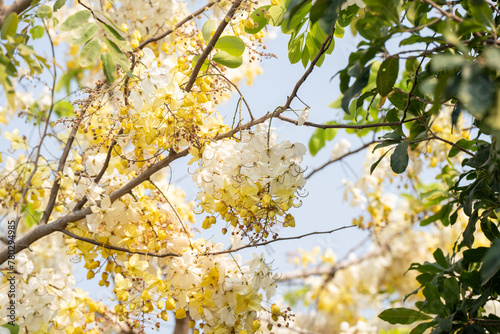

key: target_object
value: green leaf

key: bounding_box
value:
[1,323,19,334]
[202,20,216,42]
[100,22,131,51]
[433,248,448,268]
[301,43,310,68]
[458,64,494,119]
[390,140,409,174]
[53,0,66,12]
[288,33,305,64]
[1,13,18,39]
[22,202,41,228]
[54,100,74,118]
[192,55,210,72]
[464,324,486,334]
[484,47,500,71]
[376,57,399,97]
[215,36,246,57]
[480,219,500,242]
[342,65,371,113]
[378,308,432,325]
[213,51,243,68]
[469,0,494,29]
[244,6,271,34]
[481,238,500,284]
[55,68,81,93]
[438,314,455,332]
[411,321,437,334]
[338,4,359,27]
[79,37,102,67]
[36,5,52,18]
[308,122,338,155]
[282,0,311,33]
[431,54,466,71]
[269,1,287,26]
[442,277,460,308]
[101,52,117,83]
[422,283,447,316]
[29,26,45,39]
[370,150,390,174]
[448,139,474,158]
[70,22,98,46]
[60,10,91,32]
[103,37,130,72]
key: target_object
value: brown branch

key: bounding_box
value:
[305,141,379,179]
[0,0,32,27]
[212,35,335,141]
[485,0,500,14]
[184,0,243,92]
[15,21,58,232]
[73,134,122,212]
[34,25,64,226]
[410,136,476,157]
[39,226,354,262]
[138,0,222,50]
[277,114,428,129]
[173,314,192,334]
[61,230,180,257]
[0,34,337,265]
[280,35,333,113]
[38,126,80,225]
[422,0,463,22]
[401,43,428,122]
[0,149,189,265]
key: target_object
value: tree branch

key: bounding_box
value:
[0,0,33,28]
[0,148,189,265]
[184,0,243,92]
[305,141,379,179]
[56,226,355,259]
[277,114,428,129]
[138,0,222,50]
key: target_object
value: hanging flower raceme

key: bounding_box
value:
[191,123,306,241]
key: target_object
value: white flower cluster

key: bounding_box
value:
[159,252,278,332]
[192,123,306,238]
[0,234,122,333]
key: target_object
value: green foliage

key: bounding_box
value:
[212,51,243,68]
[1,323,20,334]
[378,308,432,325]
[286,0,500,331]
[214,36,245,57]
[244,6,271,34]
[308,122,338,156]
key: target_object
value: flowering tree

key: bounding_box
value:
[0,0,499,332]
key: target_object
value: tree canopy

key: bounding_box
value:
[0,0,500,332]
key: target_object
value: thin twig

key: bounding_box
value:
[422,0,463,22]
[137,0,222,50]
[149,179,194,249]
[410,136,476,157]
[276,115,428,129]
[0,148,189,265]
[59,226,354,259]
[21,22,58,228]
[214,69,254,120]
[184,0,243,92]
[306,141,379,179]
[73,135,121,212]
